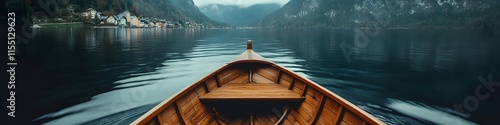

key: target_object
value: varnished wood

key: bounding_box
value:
[214,75,221,87]
[174,102,187,125]
[154,115,162,125]
[312,95,327,125]
[247,40,252,49]
[131,41,385,125]
[288,78,295,90]
[250,113,254,125]
[275,70,282,84]
[199,83,304,101]
[334,107,345,125]
[274,106,290,125]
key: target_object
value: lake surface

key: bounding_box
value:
[20,28,500,125]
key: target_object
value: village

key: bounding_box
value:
[81,8,205,28]
[34,6,207,28]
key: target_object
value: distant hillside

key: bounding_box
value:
[259,0,500,29]
[199,4,281,26]
[26,0,221,25]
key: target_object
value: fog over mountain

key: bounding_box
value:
[199,4,281,26]
[258,0,500,28]
[193,0,289,8]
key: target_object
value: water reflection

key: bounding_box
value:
[23,28,499,125]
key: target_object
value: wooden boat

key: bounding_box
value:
[132,41,385,125]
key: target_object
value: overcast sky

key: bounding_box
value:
[193,0,290,8]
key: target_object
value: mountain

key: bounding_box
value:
[27,0,220,25]
[199,4,281,26]
[259,0,500,28]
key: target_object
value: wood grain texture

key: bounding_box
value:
[199,83,304,101]
[133,43,385,125]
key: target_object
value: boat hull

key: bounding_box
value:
[132,41,385,125]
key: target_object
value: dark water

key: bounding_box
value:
[20,28,500,125]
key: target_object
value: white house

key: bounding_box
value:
[119,17,127,27]
[105,16,118,25]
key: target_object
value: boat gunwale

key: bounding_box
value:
[131,50,385,125]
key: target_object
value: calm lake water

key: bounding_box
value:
[20,28,499,125]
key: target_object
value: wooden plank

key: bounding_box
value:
[280,73,293,83]
[292,86,302,95]
[184,107,196,121]
[227,74,249,83]
[158,106,177,123]
[285,113,296,124]
[180,99,194,113]
[343,111,366,125]
[301,84,308,96]
[306,87,323,102]
[300,100,317,116]
[216,67,238,81]
[265,111,279,123]
[174,102,188,125]
[146,117,159,125]
[279,79,291,88]
[214,75,221,87]
[155,115,163,125]
[272,67,385,125]
[315,120,325,125]
[198,113,214,125]
[325,98,341,115]
[195,85,206,95]
[252,72,274,83]
[253,66,278,82]
[288,78,295,90]
[199,84,304,101]
[304,95,321,108]
[318,116,334,125]
[165,113,180,125]
[203,82,210,93]
[282,119,293,125]
[191,103,209,123]
[255,114,274,125]
[311,95,327,125]
[340,121,348,125]
[334,107,345,125]
[209,120,219,125]
[219,69,245,84]
[177,96,191,112]
[188,91,198,101]
[193,100,204,112]
[318,106,337,124]
[275,70,282,83]
[296,106,313,122]
[206,78,218,92]
[294,81,305,91]
[289,109,309,125]
[134,48,385,125]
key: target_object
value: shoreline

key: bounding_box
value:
[36,22,84,25]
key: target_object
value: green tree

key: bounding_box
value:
[94,13,99,25]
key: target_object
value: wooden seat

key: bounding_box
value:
[199,83,304,101]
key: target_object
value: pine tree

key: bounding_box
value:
[94,13,99,25]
